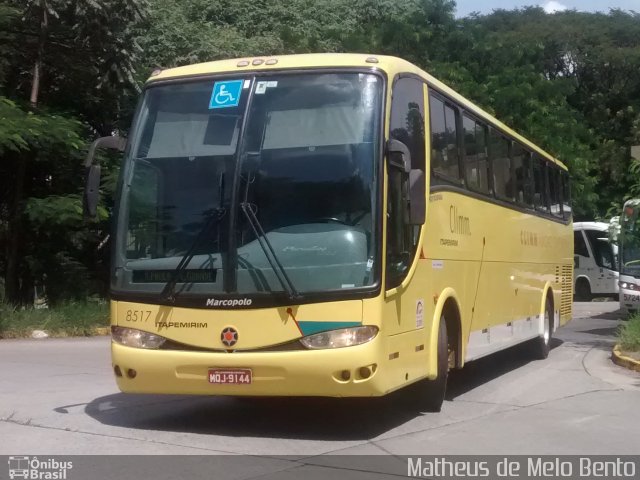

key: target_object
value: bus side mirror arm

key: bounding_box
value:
[83,136,126,218]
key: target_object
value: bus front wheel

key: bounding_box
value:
[530,295,553,360]
[407,316,448,413]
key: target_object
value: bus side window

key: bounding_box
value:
[463,115,489,194]
[574,230,589,257]
[511,143,532,207]
[489,128,511,200]
[386,77,425,289]
[561,171,572,220]
[549,166,562,218]
[430,94,461,184]
[533,155,549,212]
[475,121,490,193]
[584,229,616,270]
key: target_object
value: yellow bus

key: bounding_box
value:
[84,54,573,412]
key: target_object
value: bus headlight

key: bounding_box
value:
[112,326,167,349]
[300,326,378,349]
[620,281,636,290]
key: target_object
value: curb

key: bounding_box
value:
[612,344,640,373]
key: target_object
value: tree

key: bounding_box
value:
[0,0,146,304]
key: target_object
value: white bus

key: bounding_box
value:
[573,222,618,300]
[618,200,640,314]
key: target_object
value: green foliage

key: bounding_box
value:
[618,313,640,352]
[0,97,84,153]
[0,301,109,338]
[455,8,640,216]
[2,0,147,133]
[0,0,146,305]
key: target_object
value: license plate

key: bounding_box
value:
[208,368,252,385]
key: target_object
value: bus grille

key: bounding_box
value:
[556,264,573,318]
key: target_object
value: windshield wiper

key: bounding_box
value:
[160,209,225,302]
[240,201,300,301]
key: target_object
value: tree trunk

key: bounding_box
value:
[4,156,27,304]
[6,1,50,303]
[30,0,48,108]
[30,58,41,108]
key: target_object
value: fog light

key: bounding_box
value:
[359,366,371,379]
[114,365,122,377]
[341,370,351,381]
[127,369,137,379]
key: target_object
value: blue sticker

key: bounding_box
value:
[209,80,243,109]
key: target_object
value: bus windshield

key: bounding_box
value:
[620,200,640,277]
[113,72,382,300]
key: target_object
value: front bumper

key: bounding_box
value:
[111,336,389,397]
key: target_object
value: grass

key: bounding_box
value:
[0,300,109,338]
[618,312,640,352]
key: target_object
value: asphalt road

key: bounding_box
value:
[1,302,639,472]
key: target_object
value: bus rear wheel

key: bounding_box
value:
[407,316,448,413]
[530,296,553,360]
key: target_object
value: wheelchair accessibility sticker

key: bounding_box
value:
[209,80,243,109]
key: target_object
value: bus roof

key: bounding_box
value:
[148,53,567,170]
[573,221,610,231]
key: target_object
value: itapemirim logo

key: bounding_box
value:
[7,456,73,480]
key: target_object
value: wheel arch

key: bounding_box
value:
[574,275,591,290]
[429,288,463,377]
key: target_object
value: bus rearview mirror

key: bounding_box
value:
[387,139,411,173]
[83,165,101,218]
[83,135,126,219]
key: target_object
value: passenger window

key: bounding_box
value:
[475,122,489,193]
[511,144,532,206]
[489,128,511,200]
[549,167,562,218]
[561,171,572,220]
[574,231,589,257]
[387,77,425,289]
[463,115,489,193]
[533,155,549,212]
[430,95,460,182]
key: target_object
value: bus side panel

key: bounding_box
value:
[423,190,573,362]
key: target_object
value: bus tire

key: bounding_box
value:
[574,278,591,301]
[408,316,448,412]
[530,295,553,360]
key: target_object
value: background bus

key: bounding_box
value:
[618,199,640,314]
[573,221,619,301]
[84,54,573,412]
